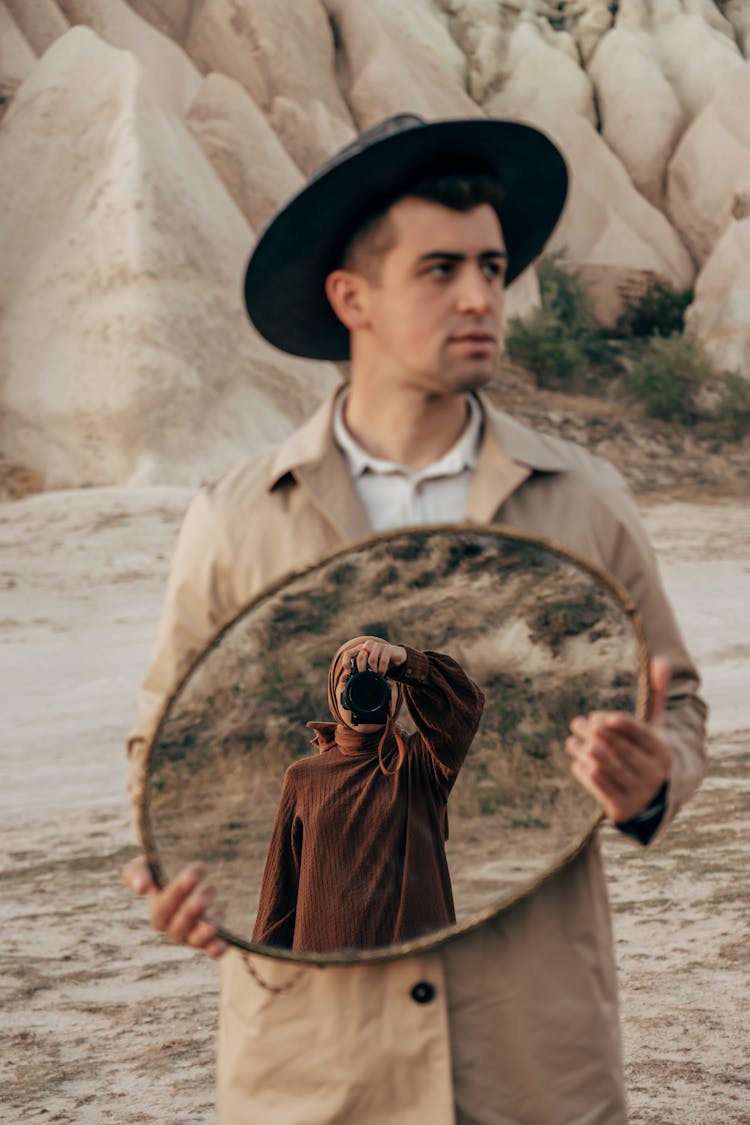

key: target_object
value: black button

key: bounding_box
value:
[410,981,436,1005]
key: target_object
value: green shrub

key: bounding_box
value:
[617,280,693,339]
[506,308,587,388]
[711,370,750,439]
[625,335,711,424]
[506,262,748,439]
[506,260,608,388]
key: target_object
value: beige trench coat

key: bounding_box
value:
[129,390,706,1125]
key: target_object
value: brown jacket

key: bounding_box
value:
[130,389,706,1125]
[252,647,485,951]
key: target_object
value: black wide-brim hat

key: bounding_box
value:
[244,114,568,361]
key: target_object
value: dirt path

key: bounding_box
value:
[1,487,748,1123]
[608,499,750,1125]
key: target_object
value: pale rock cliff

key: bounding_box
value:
[3,0,69,57]
[324,0,478,128]
[667,62,750,266]
[0,28,335,487]
[618,0,745,120]
[369,0,467,84]
[0,0,748,488]
[485,19,597,126]
[482,96,695,324]
[126,0,194,41]
[589,26,685,209]
[185,0,354,173]
[186,74,305,234]
[0,3,37,98]
[686,216,750,378]
[565,1,614,65]
[55,0,203,114]
[723,0,750,54]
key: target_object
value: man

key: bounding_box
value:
[124,115,706,1123]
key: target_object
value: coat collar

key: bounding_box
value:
[267,390,372,541]
[265,387,568,532]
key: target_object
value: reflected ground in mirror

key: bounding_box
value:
[140,526,647,961]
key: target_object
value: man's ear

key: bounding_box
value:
[325,269,370,332]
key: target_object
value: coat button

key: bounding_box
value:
[410,981,436,1004]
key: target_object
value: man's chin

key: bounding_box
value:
[446,363,496,394]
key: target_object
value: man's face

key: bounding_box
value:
[349,197,507,395]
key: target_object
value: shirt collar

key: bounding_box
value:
[332,389,483,480]
[265,387,570,493]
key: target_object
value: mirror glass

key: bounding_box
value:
[140,525,647,962]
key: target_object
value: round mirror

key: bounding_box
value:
[138,524,649,964]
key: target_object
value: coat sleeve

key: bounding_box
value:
[252,770,302,949]
[495,440,708,847]
[389,647,485,787]
[593,475,708,844]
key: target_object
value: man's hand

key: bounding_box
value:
[122,856,228,959]
[565,657,672,824]
[339,636,407,677]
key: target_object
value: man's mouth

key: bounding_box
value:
[449,332,497,349]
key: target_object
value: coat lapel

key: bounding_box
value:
[465,426,531,523]
[267,389,372,542]
[294,455,372,542]
[466,394,569,523]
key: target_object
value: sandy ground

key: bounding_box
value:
[1,486,748,1123]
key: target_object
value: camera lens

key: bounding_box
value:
[341,665,391,724]
[348,672,390,714]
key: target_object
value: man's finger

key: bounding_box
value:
[590,711,671,758]
[122,855,156,896]
[204,937,230,959]
[649,656,671,727]
[162,882,217,945]
[150,863,207,933]
[185,917,223,951]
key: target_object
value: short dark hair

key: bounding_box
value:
[339,172,506,282]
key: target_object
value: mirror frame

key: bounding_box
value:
[136,522,651,966]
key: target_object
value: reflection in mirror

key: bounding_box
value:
[140,526,648,963]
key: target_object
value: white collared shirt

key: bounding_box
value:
[332,391,482,532]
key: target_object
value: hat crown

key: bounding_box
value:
[314,114,426,182]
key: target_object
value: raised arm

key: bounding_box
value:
[338,637,485,779]
[390,647,485,777]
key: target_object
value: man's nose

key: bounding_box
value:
[455,268,499,314]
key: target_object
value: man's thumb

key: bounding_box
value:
[649,657,671,727]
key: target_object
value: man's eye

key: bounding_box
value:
[428,261,453,278]
[482,260,505,280]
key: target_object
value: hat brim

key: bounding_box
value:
[244,118,568,361]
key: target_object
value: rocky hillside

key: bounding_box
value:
[1,0,748,487]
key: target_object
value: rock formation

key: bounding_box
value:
[0,28,335,488]
[0,0,747,489]
[0,5,37,98]
[589,25,685,209]
[185,0,354,173]
[186,73,305,234]
[667,62,750,267]
[686,217,750,378]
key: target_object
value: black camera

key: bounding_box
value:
[340,659,392,725]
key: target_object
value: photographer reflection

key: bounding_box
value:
[252,635,484,952]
